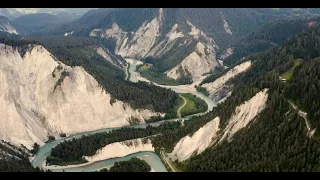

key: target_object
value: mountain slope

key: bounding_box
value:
[184,24,320,172]
[0,8,95,19]
[151,22,320,172]
[0,39,166,149]
[26,36,178,113]
[221,17,320,66]
[12,13,73,33]
[43,8,320,84]
[0,16,20,35]
[0,140,41,172]
[85,8,222,83]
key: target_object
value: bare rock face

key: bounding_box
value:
[89,9,221,83]
[168,117,220,162]
[166,42,219,81]
[201,61,252,101]
[84,138,154,162]
[169,89,268,162]
[0,43,160,149]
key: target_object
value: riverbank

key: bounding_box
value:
[32,58,216,172]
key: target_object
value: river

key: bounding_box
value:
[32,58,216,172]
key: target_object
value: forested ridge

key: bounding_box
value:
[223,17,320,66]
[169,24,320,171]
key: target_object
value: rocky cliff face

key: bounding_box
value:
[89,8,221,82]
[169,89,268,162]
[0,43,161,149]
[0,16,19,34]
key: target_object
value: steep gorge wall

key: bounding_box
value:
[0,43,160,149]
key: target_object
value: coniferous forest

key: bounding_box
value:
[47,122,181,165]
[97,158,151,172]
[153,23,320,172]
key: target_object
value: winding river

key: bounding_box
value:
[32,58,216,172]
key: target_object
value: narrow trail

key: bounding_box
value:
[288,100,315,137]
[161,148,177,172]
[177,95,187,120]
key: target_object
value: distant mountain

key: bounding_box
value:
[0,8,95,19]
[12,13,75,33]
[220,16,320,66]
[0,16,21,35]
[36,8,320,84]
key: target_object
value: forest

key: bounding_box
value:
[0,158,42,172]
[179,93,208,117]
[145,93,207,123]
[97,158,151,172]
[0,141,42,172]
[222,17,317,66]
[47,121,181,166]
[158,23,320,172]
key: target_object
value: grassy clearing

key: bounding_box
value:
[139,63,153,71]
[180,93,208,117]
[280,59,301,80]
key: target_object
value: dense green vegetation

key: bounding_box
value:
[145,93,207,122]
[0,38,40,57]
[0,37,39,47]
[137,65,191,85]
[182,94,320,172]
[152,85,260,152]
[0,141,42,172]
[47,127,157,165]
[31,143,40,154]
[170,24,320,172]
[151,23,320,172]
[0,158,42,172]
[145,97,185,123]
[105,158,151,172]
[48,121,181,165]
[12,13,69,33]
[195,86,209,96]
[25,36,178,113]
[164,95,185,118]
[180,94,208,117]
[137,66,179,85]
[223,17,318,66]
[280,59,301,79]
[0,31,22,40]
[284,59,320,135]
